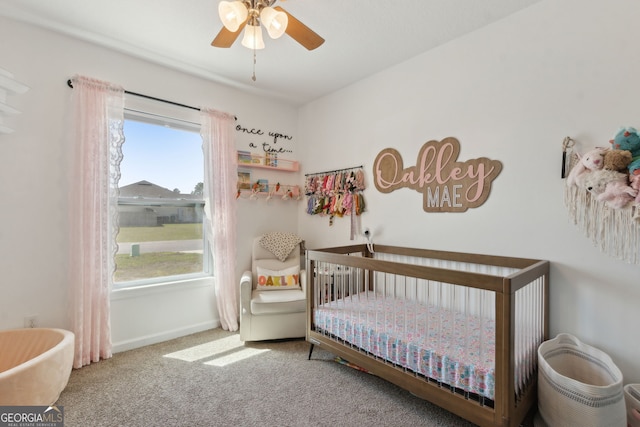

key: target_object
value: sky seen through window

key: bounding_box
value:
[120,120,203,195]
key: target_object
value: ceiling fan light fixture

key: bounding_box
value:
[260,6,288,39]
[211,0,325,52]
[218,0,248,32]
[241,22,265,50]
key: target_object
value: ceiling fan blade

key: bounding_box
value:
[274,6,324,51]
[211,21,247,48]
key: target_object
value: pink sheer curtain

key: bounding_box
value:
[201,108,238,331]
[68,75,124,368]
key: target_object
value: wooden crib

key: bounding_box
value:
[306,244,549,427]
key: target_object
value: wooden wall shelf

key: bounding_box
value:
[237,184,302,201]
[237,151,299,172]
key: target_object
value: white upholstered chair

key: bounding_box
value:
[239,233,306,341]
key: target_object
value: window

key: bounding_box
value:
[114,112,208,288]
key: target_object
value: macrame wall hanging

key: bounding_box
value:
[304,166,366,240]
[562,130,640,265]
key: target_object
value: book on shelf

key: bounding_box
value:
[265,153,278,167]
[237,170,251,190]
[256,179,269,192]
[238,150,252,164]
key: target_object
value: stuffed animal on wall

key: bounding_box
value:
[628,158,640,178]
[583,169,638,209]
[632,172,640,221]
[603,149,633,172]
[609,127,640,158]
[631,168,640,187]
[566,147,607,187]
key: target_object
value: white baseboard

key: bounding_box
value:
[112,320,221,353]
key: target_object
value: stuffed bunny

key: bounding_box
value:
[566,147,607,188]
[583,169,638,209]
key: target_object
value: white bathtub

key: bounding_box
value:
[0,328,74,405]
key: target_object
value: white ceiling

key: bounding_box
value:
[0,0,542,106]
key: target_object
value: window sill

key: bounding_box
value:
[111,276,214,300]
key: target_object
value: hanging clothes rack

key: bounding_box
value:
[305,165,363,177]
[304,165,367,239]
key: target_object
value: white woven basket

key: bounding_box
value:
[626,384,640,427]
[536,333,626,427]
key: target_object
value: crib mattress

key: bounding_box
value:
[314,294,496,400]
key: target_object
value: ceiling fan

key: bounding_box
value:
[211,0,325,51]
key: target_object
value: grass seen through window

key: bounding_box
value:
[115,223,203,282]
[117,223,202,242]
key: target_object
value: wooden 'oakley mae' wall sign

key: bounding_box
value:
[373,137,502,213]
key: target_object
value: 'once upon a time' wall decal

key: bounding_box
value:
[373,137,502,213]
[236,124,294,154]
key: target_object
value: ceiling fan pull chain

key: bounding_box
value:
[252,48,257,81]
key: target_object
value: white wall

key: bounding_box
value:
[298,0,640,382]
[0,17,301,350]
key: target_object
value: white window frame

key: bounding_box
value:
[112,106,211,290]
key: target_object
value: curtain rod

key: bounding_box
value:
[66,79,237,120]
[305,165,363,177]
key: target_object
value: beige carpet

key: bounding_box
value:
[57,328,481,426]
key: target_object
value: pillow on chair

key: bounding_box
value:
[259,232,302,262]
[256,265,301,290]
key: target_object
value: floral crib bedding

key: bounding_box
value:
[313,294,496,401]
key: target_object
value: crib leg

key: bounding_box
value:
[308,343,315,360]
